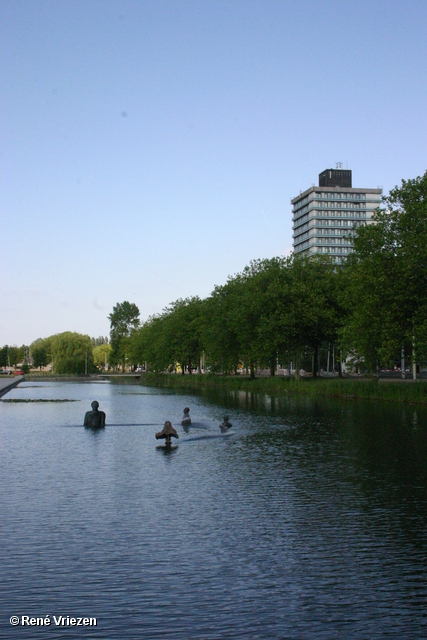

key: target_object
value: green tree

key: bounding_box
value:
[130,313,171,372]
[93,343,112,370]
[50,332,94,374]
[215,255,341,378]
[203,283,241,373]
[109,301,140,371]
[248,257,293,375]
[0,346,8,369]
[286,255,342,376]
[225,264,265,377]
[8,346,20,369]
[163,297,204,374]
[129,298,205,374]
[31,340,49,370]
[344,171,427,372]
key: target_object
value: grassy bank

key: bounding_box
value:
[139,372,427,404]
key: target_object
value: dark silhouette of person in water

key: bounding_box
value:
[219,415,232,433]
[84,401,106,428]
[181,407,191,426]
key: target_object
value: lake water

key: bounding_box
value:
[1,380,426,639]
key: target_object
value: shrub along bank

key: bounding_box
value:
[139,373,427,405]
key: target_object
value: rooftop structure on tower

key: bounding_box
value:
[291,165,382,265]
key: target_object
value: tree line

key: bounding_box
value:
[3,172,425,377]
[0,344,30,371]
[1,334,112,374]
[122,172,427,377]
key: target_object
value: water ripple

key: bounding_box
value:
[0,381,426,638]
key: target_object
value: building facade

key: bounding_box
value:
[292,168,382,264]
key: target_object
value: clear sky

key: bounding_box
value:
[1,0,426,346]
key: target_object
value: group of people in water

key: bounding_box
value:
[83,402,232,444]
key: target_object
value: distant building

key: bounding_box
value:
[292,168,382,264]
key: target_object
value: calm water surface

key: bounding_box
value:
[1,380,426,639]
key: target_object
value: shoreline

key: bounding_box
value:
[23,373,140,382]
[137,372,427,405]
[14,372,427,404]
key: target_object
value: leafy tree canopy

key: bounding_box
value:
[31,333,94,374]
[345,171,427,366]
[0,346,8,368]
[32,343,49,370]
[109,301,140,369]
[93,343,112,369]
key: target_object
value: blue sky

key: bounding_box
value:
[1,0,426,346]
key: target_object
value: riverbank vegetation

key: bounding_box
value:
[139,372,427,404]
[126,173,427,381]
[6,172,426,386]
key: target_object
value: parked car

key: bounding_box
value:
[14,370,24,375]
